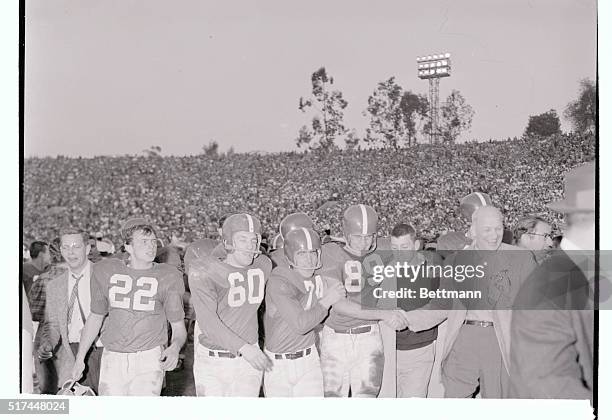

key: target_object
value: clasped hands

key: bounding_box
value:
[381,309,414,331]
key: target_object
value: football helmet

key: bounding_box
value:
[343,204,378,254]
[279,212,314,239]
[57,380,96,396]
[270,233,284,251]
[222,213,262,256]
[459,192,493,220]
[284,227,322,270]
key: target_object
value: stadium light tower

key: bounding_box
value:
[417,53,451,144]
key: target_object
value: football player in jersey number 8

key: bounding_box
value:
[318,204,409,398]
[71,218,186,396]
[188,213,273,397]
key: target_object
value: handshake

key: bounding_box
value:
[380,309,414,331]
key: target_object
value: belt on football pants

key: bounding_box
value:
[332,325,372,334]
[463,320,494,327]
[208,349,240,358]
[272,347,312,360]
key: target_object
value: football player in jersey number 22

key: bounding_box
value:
[70,218,186,396]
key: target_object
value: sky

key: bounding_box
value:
[24,0,597,157]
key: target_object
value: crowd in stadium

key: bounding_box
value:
[23,132,595,250]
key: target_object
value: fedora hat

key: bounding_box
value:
[548,161,595,213]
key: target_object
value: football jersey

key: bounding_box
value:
[264,266,329,353]
[319,242,390,330]
[269,249,289,268]
[188,254,272,352]
[90,258,185,353]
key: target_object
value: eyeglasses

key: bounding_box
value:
[530,232,552,240]
[60,244,85,252]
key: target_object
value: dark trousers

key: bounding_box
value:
[69,343,103,395]
[33,323,58,394]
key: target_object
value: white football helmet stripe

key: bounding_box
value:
[245,214,254,232]
[474,192,488,206]
[359,204,368,235]
[301,227,313,250]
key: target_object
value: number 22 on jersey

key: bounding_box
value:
[227,268,265,307]
[109,274,158,311]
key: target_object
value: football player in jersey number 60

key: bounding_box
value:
[71,218,186,396]
[263,227,346,397]
[188,213,272,397]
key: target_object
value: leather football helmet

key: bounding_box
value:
[222,213,262,256]
[279,212,314,240]
[459,192,493,220]
[284,227,322,270]
[57,380,96,396]
[270,233,284,251]
[342,204,378,254]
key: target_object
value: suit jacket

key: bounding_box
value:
[43,262,102,386]
[406,243,537,374]
[508,251,594,400]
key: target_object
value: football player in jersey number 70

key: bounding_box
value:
[263,227,346,397]
[71,218,186,396]
[188,213,272,397]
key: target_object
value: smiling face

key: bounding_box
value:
[126,230,158,266]
[228,231,259,267]
[471,207,504,251]
[347,234,374,254]
[60,233,90,271]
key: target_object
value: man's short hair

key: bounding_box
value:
[391,223,417,240]
[513,216,547,244]
[121,218,156,244]
[58,227,89,245]
[29,241,48,259]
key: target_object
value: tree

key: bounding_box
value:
[564,78,596,134]
[439,90,475,144]
[297,67,348,151]
[400,90,429,146]
[203,140,219,157]
[344,129,361,150]
[143,145,162,157]
[295,125,314,149]
[524,109,561,138]
[364,78,428,148]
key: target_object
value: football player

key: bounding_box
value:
[71,218,186,396]
[319,204,408,397]
[183,214,229,274]
[263,227,345,397]
[188,213,272,397]
[269,233,284,252]
[269,212,315,267]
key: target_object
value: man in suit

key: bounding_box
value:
[404,206,537,398]
[38,227,103,394]
[509,162,595,401]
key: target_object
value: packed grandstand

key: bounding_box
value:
[23,132,595,248]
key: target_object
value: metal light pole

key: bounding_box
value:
[417,53,452,144]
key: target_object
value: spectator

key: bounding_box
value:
[513,216,553,264]
[22,241,50,298]
[510,162,595,401]
[23,133,595,248]
[390,223,443,398]
[38,227,103,394]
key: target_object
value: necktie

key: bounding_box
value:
[67,273,83,326]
